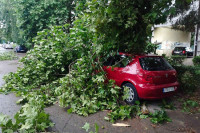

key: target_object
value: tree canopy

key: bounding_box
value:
[170,0,199,31]
[0,0,21,43]
[0,0,84,46]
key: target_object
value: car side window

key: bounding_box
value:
[103,56,114,66]
[104,55,131,68]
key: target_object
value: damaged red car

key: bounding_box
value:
[103,53,179,104]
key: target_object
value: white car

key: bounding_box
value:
[4,44,13,49]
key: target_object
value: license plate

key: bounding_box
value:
[163,87,175,93]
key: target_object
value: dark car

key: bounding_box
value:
[15,45,27,53]
[103,53,179,104]
[172,47,193,57]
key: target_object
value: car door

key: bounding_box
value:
[103,55,126,86]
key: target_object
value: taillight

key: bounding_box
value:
[137,70,154,84]
[183,51,186,54]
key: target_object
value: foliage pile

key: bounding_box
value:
[182,100,199,113]
[0,52,18,61]
[2,25,74,91]
[0,0,190,132]
[150,110,171,124]
[0,94,54,132]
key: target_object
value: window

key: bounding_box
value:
[104,55,132,67]
[103,56,114,66]
[139,57,173,71]
[174,47,186,51]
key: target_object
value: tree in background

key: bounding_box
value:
[84,0,175,53]
[0,0,21,44]
[170,0,199,31]
[0,0,85,46]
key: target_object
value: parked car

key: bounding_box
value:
[103,53,179,104]
[15,45,27,53]
[172,46,193,57]
[185,47,193,57]
[4,44,13,49]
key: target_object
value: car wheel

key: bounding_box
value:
[122,83,139,105]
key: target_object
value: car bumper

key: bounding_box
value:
[16,49,26,52]
[136,82,179,99]
[187,52,193,56]
[172,53,186,56]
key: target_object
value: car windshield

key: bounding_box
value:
[139,57,174,71]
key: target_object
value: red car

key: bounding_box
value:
[103,53,179,104]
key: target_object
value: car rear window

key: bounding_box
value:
[139,57,174,71]
[174,47,186,51]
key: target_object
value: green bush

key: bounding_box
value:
[164,55,186,66]
[145,42,158,54]
[173,65,200,92]
[193,56,200,66]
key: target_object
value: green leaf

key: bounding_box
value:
[82,122,90,132]
[95,123,99,133]
[104,117,110,121]
[67,108,73,114]
[139,115,148,119]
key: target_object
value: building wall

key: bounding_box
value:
[152,27,191,56]
[153,27,191,43]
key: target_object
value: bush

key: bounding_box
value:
[145,42,158,54]
[164,55,186,66]
[193,56,200,66]
[173,65,200,92]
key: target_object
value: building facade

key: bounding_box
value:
[151,26,191,56]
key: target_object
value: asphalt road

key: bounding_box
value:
[0,60,22,133]
[0,48,25,133]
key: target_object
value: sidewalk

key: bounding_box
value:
[182,57,194,66]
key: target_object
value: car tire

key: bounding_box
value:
[122,83,139,105]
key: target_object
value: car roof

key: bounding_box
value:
[119,52,162,58]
